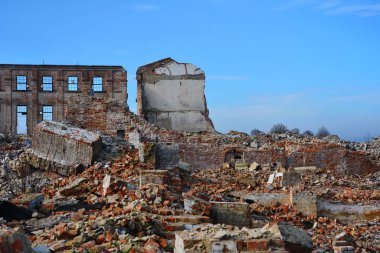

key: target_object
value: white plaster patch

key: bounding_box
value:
[156,111,212,132]
[144,80,206,111]
[185,63,204,75]
[155,62,204,76]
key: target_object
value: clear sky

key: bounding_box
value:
[1,0,379,141]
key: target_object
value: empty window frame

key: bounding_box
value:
[17,105,27,134]
[16,76,27,91]
[92,77,103,92]
[42,105,53,121]
[42,76,53,91]
[68,76,78,91]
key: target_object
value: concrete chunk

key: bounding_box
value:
[28,121,102,176]
[268,224,313,253]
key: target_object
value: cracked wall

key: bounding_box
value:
[136,58,214,133]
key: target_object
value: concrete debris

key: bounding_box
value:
[0,132,379,253]
[28,121,102,176]
[268,223,313,253]
[174,223,298,252]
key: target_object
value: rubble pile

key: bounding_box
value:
[188,161,380,251]
[1,125,380,252]
[190,165,380,205]
[15,150,186,252]
[0,135,50,201]
[28,121,103,176]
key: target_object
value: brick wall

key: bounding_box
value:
[0,64,127,135]
[65,94,130,136]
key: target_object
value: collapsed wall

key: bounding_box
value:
[62,93,380,175]
[28,121,102,176]
[136,58,214,133]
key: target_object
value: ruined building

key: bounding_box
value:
[136,58,214,133]
[0,64,127,135]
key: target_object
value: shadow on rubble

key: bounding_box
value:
[54,196,105,212]
[0,201,32,221]
[98,135,133,162]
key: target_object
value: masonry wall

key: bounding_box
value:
[0,64,127,135]
[137,58,214,133]
[153,140,379,175]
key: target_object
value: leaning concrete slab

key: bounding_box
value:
[28,121,102,176]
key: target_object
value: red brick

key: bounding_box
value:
[236,240,244,251]
[270,239,286,248]
[11,240,23,252]
[81,240,96,249]
[144,238,160,249]
[246,239,268,251]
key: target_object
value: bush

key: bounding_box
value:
[303,130,314,136]
[290,128,300,135]
[250,129,264,136]
[316,126,330,138]
[270,123,288,134]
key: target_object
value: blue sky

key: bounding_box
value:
[1,0,379,141]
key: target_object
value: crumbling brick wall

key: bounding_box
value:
[65,94,131,136]
[124,112,379,175]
